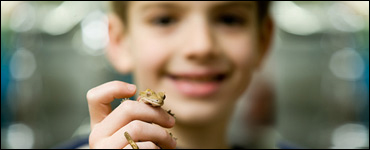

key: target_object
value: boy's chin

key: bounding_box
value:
[170,102,233,127]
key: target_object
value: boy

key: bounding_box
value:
[87,1,273,149]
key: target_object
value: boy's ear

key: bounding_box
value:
[256,15,274,70]
[106,13,133,74]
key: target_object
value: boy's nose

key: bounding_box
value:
[183,15,218,62]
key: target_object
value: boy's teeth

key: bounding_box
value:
[171,75,224,82]
[181,78,211,82]
[188,77,212,81]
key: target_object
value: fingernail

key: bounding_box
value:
[169,115,176,125]
[127,84,136,92]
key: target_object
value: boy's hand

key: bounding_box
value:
[86,81,177,149]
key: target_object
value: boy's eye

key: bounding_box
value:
[152,16,176,26]
[216,14,246,26]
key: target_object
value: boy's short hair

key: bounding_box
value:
[111,1,271,26]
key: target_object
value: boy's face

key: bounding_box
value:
[109,1,272,125]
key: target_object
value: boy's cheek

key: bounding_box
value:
[220,35,258,70]
[132,32,170,61]
[131,37,169,88]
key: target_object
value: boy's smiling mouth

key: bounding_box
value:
[169,74,226,82]
[166,70,230,98]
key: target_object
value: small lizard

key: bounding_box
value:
[138,89,176,139]
[138,89,166,107]
[122,89,177,149]
[123,89,177,149]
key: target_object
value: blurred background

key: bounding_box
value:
[1,1,369,149]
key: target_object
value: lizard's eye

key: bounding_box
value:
[162,95,166,100]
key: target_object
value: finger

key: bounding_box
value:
[87,81,136,129]
[108,120,177,149]
[95,100,175,136]
[123,141,160,149]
